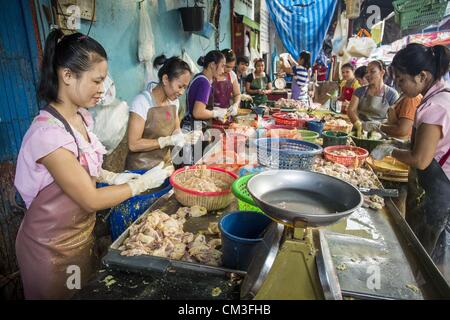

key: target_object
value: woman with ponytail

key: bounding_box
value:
[371,44,450,281]
[126,54,192,170]
[210,49,241,118]
[181,50,227,131]
[14,30,172,299]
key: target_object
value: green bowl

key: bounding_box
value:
[349,132,386,153]
[297,130,320,142]
[322,130,348,147]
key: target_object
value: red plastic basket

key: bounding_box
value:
[323,145,369,167]
[169,166,238,210]
[272,112,301,127]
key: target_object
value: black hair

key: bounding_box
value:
[341,63,354,71]
[354,66,367,79]
[369,59,386,72]
[221,49,236,63]
[153,54,192,82]
[391,43,450,80]
[299,51,311,69]
[38,29,107,103]
[254,58,265,67]
[369,60,388,81]
[197,50,225,68]
[237,56,250,66]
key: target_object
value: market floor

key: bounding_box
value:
[72,267,241,300]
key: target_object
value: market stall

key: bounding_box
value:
[75,104,450,300]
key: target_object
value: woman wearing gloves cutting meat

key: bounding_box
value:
[371,44,450,281]
[210,49,241,118]
[348,60,399,137]
[181,50,227,131]
[126,55,192,170]
[14,30,172,299]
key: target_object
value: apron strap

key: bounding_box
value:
[439,148,450,166]
[42,105,82,160]
[142,82,158,107]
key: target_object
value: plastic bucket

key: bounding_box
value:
[219,211,272,271]
[307,120,325,135]
[322,130,348,147]
[179,6,204,32]
[97,170,172,241]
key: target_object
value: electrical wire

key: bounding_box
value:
[86,0,96,36]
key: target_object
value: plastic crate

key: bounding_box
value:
[393,0,449,30]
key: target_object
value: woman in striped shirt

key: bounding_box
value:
[281,51,312,104]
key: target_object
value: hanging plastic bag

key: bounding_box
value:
[89,99,130,155]
[182,51,200,75]
[332,12,349,55]
[346,29,377,58]
[138,2,155,83]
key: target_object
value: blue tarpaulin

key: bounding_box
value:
[266,0,338,63]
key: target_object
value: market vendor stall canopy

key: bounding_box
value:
[266,0,338,63]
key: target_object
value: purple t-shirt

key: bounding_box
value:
[187,74,212,116]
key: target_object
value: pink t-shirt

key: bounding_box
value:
[414,80,450,179]
[15,108,107,208]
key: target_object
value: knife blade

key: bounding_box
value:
[359,188,399,198]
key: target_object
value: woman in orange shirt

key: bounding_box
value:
[379,94,422,139]
[364,94,422,139]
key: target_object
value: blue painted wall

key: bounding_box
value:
[0,0,41,161]
[77,0,231,103]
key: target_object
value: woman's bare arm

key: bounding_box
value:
[127,112,161,152]
[192,101,214,120]
[392,123,442,170]
[381,118,413,138]
[347,95,360,124]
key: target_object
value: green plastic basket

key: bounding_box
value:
[231,174,264,213]
[393,0,449,30]
[297,130,320,143]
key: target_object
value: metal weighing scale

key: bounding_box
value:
[241,170,364,300]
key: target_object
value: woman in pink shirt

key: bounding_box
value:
[14,29,172,299]
[371,44,450,281]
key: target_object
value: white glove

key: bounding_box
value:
[371,144,395,160]
[158,133,185,149]
[230,103,239,116]
[126,162,173,196]
[362,121,381,132]
[212,107,228,121]
[98,169,140,185]
[184,131,203,145]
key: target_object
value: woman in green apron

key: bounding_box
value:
[371,44,450,282]
[126,55,192,170]
[245,58,272,106]
[348,60,399,137]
